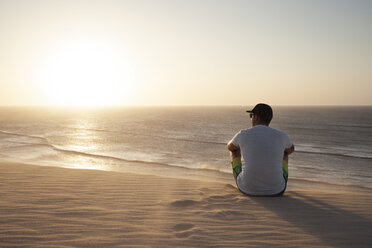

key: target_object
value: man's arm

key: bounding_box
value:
[227,141,239,152]
[227,141,241,159]
[284,144,295,155]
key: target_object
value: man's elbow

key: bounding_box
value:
[227,142,238,152]
[227,142,233,151]
[285,144,295,155]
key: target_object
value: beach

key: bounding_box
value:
[1,0,372,246]
[1,161,371,247]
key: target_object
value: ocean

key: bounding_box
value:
[0,106,371,188]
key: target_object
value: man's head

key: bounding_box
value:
[246,103,273,126]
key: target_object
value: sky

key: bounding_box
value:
[0,0,371,106]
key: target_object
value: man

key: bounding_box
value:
[227,103,294,196]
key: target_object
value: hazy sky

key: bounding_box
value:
[0,0,371,106]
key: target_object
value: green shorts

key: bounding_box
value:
[231,157,242,181]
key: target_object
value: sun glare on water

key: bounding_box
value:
[38,38,136,106]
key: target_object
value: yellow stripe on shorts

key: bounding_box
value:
[282,160,288,182]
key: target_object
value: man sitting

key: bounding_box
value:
[227,103,294,196]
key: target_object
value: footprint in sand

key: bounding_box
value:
[173,223,195,238]
[170,199,199,208]
[174,223,194,231]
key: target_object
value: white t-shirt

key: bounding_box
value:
[230,125,293,195]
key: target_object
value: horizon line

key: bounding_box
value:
[0,104,371,108]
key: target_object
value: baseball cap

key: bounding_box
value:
[246,103,273,123]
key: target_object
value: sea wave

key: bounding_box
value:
[54,125,227,146]
[1,129,372,161]
[53,125,372,159]
[0,130,48,144]
[0,130,229,176]
[294,144,372,160]
[295,150,372,159]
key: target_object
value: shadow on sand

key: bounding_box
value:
[252,191,372,248]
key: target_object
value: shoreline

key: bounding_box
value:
[3,159,372,191]
[1,161,372,247]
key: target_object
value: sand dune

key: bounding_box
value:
[1,161,371,247]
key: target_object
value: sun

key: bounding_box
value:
[38,38,136,106]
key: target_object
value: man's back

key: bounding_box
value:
[230,125,292,195]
